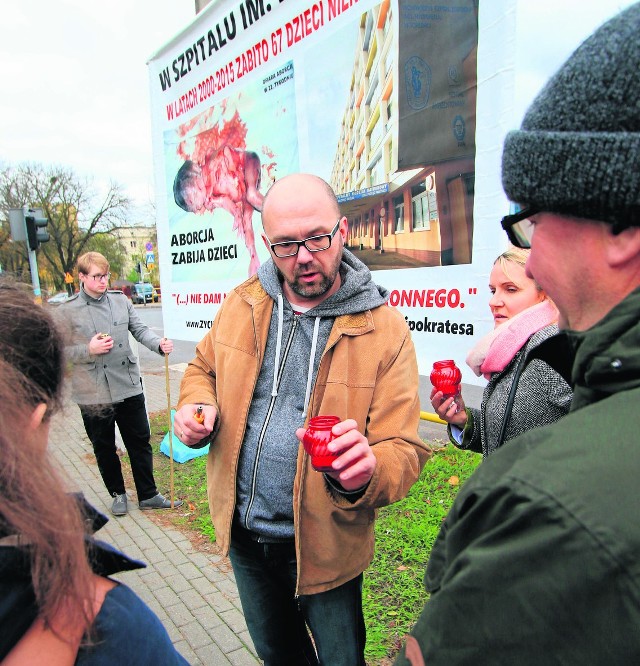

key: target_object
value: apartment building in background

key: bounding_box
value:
[330,2,478,269]
[112,225,156,276]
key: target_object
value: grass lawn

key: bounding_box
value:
[146,411,481,665]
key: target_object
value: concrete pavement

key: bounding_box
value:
[49,367,259,666]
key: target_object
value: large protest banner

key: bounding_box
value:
[148,0,517,389]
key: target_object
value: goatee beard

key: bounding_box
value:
[290,275,333,298]
[274,266,335,300]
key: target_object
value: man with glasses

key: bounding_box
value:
[174,173,431,665]
[59,252,183,516]
[395,4,640,664]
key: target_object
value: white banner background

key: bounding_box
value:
[147,0,633,391]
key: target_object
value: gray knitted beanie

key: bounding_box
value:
[502,2,640,229]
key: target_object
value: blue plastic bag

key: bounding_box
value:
[159,409,209,463]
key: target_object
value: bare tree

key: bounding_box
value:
[85,232,128,278]
[0,163,132,291]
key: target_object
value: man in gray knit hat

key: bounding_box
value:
[395,3,640,664]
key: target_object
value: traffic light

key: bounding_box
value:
[25,208,49,251]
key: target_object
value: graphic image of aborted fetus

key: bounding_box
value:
[174,145,264,276]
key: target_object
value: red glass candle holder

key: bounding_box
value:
[302,415,340,472]
[430,360,462,398]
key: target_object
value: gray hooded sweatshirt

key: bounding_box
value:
[234,249,388,541]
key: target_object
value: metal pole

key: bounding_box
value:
[28,248,43,304]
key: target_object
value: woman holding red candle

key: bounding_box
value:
[431,248,572,457]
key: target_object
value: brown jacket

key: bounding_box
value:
[178,275,431,594]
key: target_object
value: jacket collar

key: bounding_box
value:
[523,332,574,386]
[527,287,640,410]
[80,283,106,303]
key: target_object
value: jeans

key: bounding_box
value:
[229,524,366,666]
[80,392,157,501]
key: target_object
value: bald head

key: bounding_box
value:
[262,174,339,236]
[259,173,347,307]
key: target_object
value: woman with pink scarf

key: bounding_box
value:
[431,248,572,458]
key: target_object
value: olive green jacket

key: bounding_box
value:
[396,287,640,665]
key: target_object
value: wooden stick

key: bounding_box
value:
[164,347,175,508]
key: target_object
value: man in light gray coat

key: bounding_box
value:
[60,251,183,516]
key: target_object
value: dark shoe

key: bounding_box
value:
[111,493,128,516]
[139,493,183,510]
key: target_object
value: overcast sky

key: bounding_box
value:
[513,0,634,123]
[0,0,195,221]
[0,0,633,223]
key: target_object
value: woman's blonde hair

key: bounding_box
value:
[494,247,543,292]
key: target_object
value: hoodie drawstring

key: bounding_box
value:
[302,316,321,419]
[271,293,284,397]
[270,293,321,419]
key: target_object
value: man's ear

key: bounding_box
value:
[29,403,48,431]
[338,216,348,241]
[261,233,271,252]
[606,225,640,268]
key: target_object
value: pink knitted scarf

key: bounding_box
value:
[466,300,558,380]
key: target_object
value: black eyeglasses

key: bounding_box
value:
[87,272,111,281]
[267,219,341,258]
[500,207,539,249]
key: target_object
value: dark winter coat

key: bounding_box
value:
[395,286,640,665]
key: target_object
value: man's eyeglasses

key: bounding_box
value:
[500,207,538,249]
[87,273,111,282]
[267,220,341,258]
